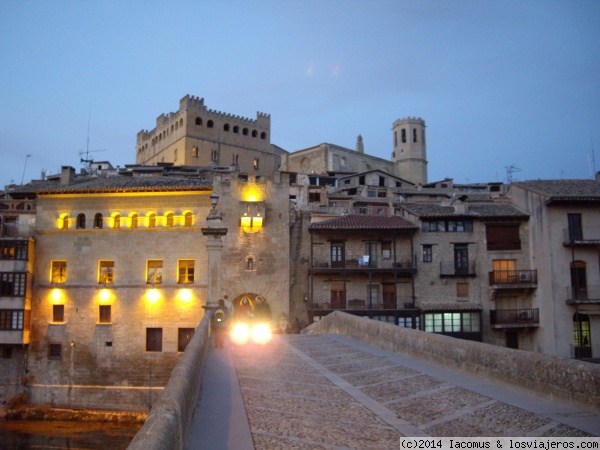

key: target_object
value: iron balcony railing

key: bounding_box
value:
[486,238,521,251]
[489,270,538,285]
[439,261,476,276]
[563,227,600,244]
[566,285,600,304]
[490,308,539,325]
[311,256,417,271]
[310,297,415,311]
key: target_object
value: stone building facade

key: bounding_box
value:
[136,95,287,175]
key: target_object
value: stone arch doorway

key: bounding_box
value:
[230,293,272,323]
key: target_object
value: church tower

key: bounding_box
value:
[392,117,427,185]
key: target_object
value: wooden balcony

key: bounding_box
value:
[566,285,600,305]
[309,256,417,275]
[490,308,539,328]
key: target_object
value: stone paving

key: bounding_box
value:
[231,334,598,449]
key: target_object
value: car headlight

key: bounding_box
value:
[231,323,250,345]
[251,323,272,345]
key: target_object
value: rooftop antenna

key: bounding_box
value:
[505,164,520,184]
[79,107,105,171]
[20,154,32,185]
[589,130,597,178]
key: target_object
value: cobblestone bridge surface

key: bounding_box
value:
[186,334,600,450]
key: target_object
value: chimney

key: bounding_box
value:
[60,166,75,185]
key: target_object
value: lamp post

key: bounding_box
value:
[201,192,228,308]
[21,154,32,185]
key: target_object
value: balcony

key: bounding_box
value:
[310,256,417,274]
[439,261,476,277]
[563,227,600,246]
[488,270,538,287]
[490,308,539,328]
[311,296,415,311]
[566,285,600,305]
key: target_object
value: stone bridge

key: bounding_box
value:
[128,312,600,450]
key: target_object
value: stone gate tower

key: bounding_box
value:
[392,117,427,185]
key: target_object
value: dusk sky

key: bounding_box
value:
[1,0,599,188]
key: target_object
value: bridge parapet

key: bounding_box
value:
[128,312,212,450]
[305,311,600,411]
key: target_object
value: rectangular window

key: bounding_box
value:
[381,241,391,259]
[48,343,62,359]
[367,190,376,197]
[330,282,346,309]
[331,242,344,268]
[462,312,481,332]
[147,260,163,284]
[192,146,198,158]
[424,313,443,332]
[0,240,28,260]
[567,213,583,241]
[52,304,64,323]
[308,192,321,203]
[377,191,386,198]
[457,282,469,297]
[253,158,259,170]
[423,220,472,232]
[146,328,163,352]
[178,260,195,284]
[99,305,111,324]
[0,310,24,330]
[51,261,67,284]
[2,347,13,359]
[99,261,114,284]
[0,273,26,296]
[486,224,521,250]
[422,245,432,262]
[178,328,195,352]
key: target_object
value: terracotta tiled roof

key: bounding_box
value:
[512,179,600,203]
[17,176,212,194]
[309,214,417,231]
[400,202,528,219]
[419,302,482,311]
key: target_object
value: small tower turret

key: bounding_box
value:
[356,134,364,153]
[392,117,427,184]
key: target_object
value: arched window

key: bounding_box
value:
[61,214,69,230]
[94,213,103,229]
[166,212,174,227]
[260,132,267,139]
[247,257,254,271]
[233,125,239,133]
[207,120,214,128]
[252,130,257,137]
[195,117,202,126]
[180,118,183,127]
[224,123,230,132]
[401,129,406,143]
[113,214,121,229]
[171,124,174,132]
[148,213,156,228]
[76,213,86,229]
[130,213,138,229]
[184,211,193,227]
[243,128,248,136]
[413,128,417,143]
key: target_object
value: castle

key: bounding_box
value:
[1,95,598,411]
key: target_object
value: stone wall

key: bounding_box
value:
[306,311,600,411]
[128,311,211,450]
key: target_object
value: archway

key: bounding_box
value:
[230,293,272,324]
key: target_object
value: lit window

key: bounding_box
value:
[113,214,121,229]
[94,213,103,229]
[147,260,163,284]
[184,212,193,227]
[99,261,114,284]
[148,213,156,228]
[130,213,138,228]
[52,305,64,323]
[146,328,162,352]
[166,212,174,227]
[178,260,195,284]
[99,305,111,324]
[192,147,198,157]
[51,261,67,284]
[253,158,259,170]
[178,328,194,352]
[60,214,69,230]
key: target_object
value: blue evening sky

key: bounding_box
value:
[1,0,599,188]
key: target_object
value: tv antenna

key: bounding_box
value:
[505,164,521,184]
[79,108,105,171]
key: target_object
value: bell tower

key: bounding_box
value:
[392,117,427,185]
